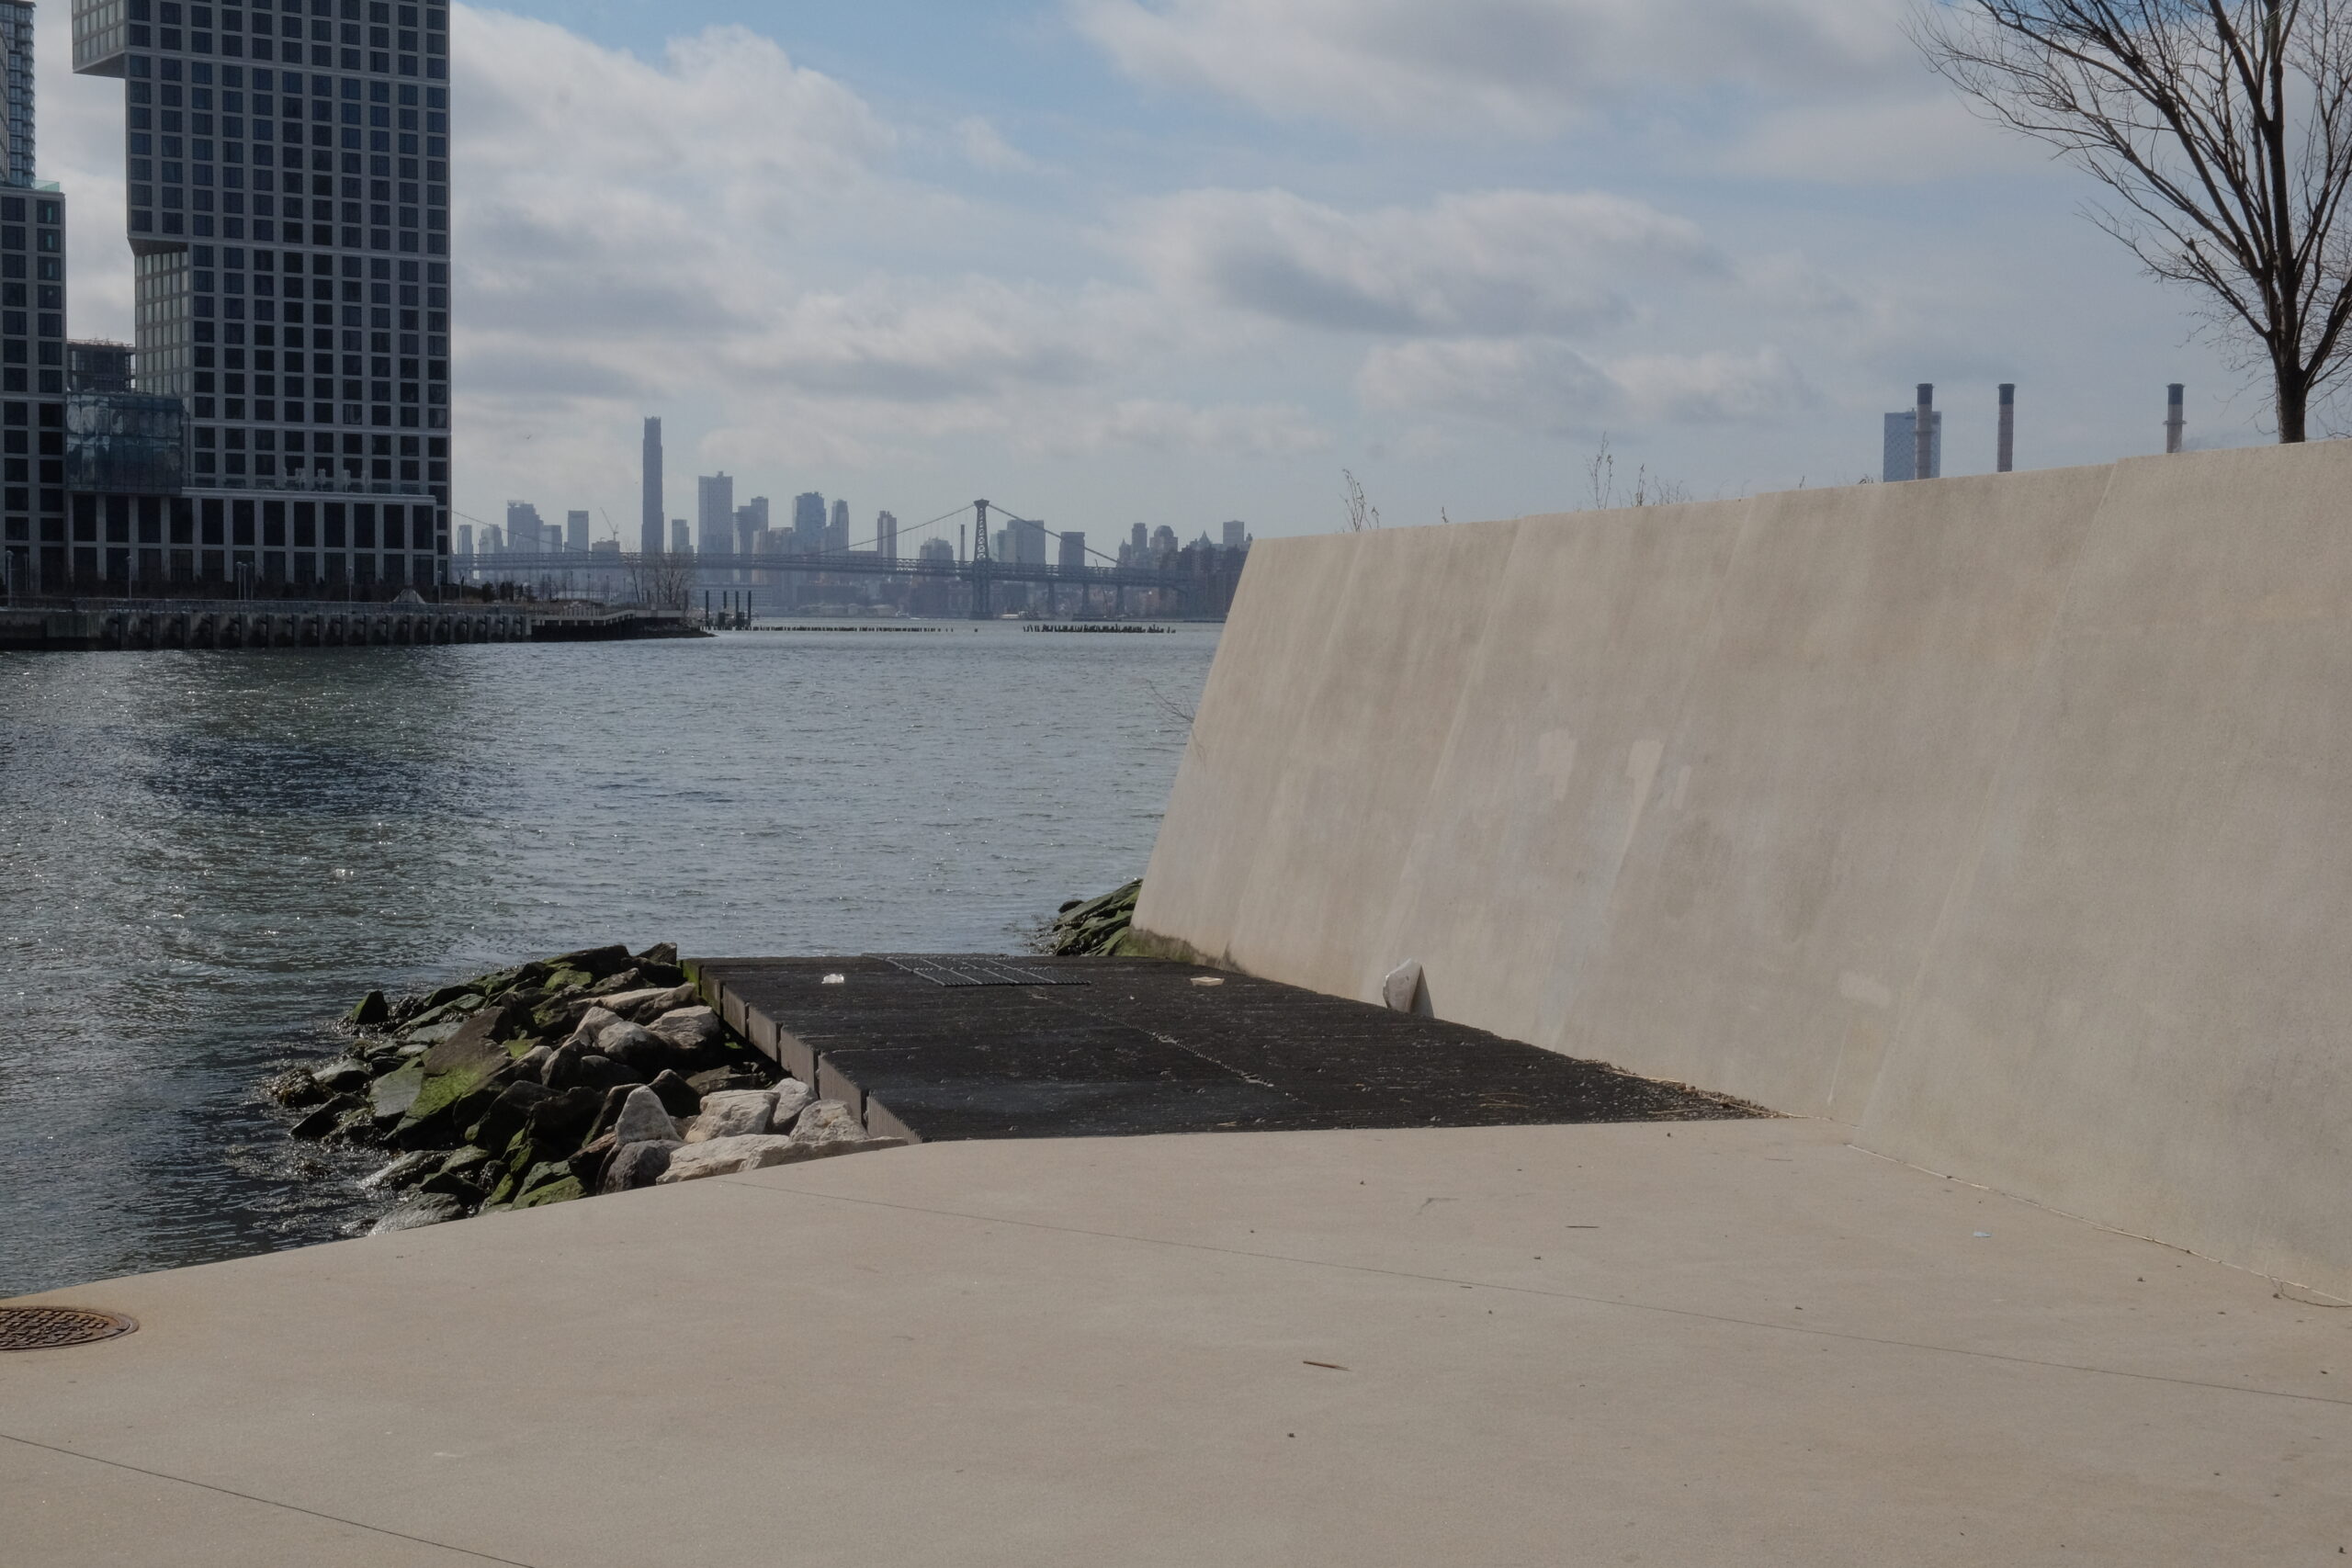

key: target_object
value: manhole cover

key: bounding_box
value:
[0,1306,138,1351]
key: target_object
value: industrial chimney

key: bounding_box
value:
[1997,384,2015,473]
[2165,384,2186,454]
[1915,384,1935,482]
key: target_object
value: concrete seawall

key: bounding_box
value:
[1134,441,2352,1299]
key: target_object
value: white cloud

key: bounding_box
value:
[1357,337,1615,425]
[1072,0,1913,135]
[1017,398,1334,457]
[1606,346,1814,423]
[1720,92,2049,185]
[1118,187,1718,335]
[1359,339,1811,429]
[436,8,1310,509]
[954,117,1040,175]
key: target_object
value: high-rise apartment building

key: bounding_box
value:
[792,491,823,552]
[564,507,586,552]
[639,416,662,554]
[875,508,896,561]
[1004,515,1046,566]
[1221,520,1247,551]
[827,495,848,553]
[668,517,686,554]
[695,471,731,557]
[1057,530,1084,570]
[503,499,543,552]
[733,493,767,553]
[73,0,454,590]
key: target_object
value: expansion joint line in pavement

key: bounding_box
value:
[1020,985,1279,1089]
[717,1178,2352,1412]
[0,1431,545,1568]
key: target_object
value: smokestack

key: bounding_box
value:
[1996,384,2015,474]
[2165,384,2186,454]
[1914,383,1935,481]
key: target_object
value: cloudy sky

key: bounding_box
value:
[38,0,2272,548]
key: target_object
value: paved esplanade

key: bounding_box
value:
[6,1122,2348,1565]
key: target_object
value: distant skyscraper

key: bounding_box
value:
[1222,520,1248,551]
[670,518,688,554]
[828,497,850,553]
[1005,516,1047,566]
[735,495,769,553]
[793,492,826,552]
[566,510,590,552]
[1058,531,1086,570]
[505,501,546,553]
[456,522,473,558]
[696,472,734,557]
[1882,411,1943,481]
[1150,525,1179,557]
[876,510,898,561]
[1130,523,1148,557]
[641,418,664,555]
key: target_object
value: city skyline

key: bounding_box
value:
[22,2,2294,549]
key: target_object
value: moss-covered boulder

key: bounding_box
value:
[1047,880,1142,956]
[392,1004,525,1148]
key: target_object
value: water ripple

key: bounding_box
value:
[0,625,1214,1294]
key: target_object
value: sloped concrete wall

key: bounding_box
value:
[1136,441,2352,1297]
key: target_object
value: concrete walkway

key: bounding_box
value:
[6,1120,2348,1565]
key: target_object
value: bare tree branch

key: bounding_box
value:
[1914,0,2352,439]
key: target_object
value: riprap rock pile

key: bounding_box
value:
[267,942,903,1234]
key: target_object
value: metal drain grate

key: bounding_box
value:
[873,954,1091,988]
[0,1306,138,1351]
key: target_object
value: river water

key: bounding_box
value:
[0,623,1216,1297]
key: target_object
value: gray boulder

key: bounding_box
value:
[1382,960,1423,1014]
[601,1139,681,1192]
[368,1191,468,1234]
[595,983,698,1024]
[647,1068,702,1119]
[656,1134,809,1183]
[647,1005,724,1055]
[686,1089,775,1143]
[513,1043,557,1084]
[564,1006,622,1049]
[314,1060,373,1095]
[292,1093,364,1139]
[594,1020,672,1077]
[789,1100,864,1146]
[769,1078,812,1132]
[610,1086,681,1146]
[790,1100,910,1160]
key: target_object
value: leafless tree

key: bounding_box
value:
[1341,469,1383,532]
[625,552,696,612]
[1915,1,2352,442]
